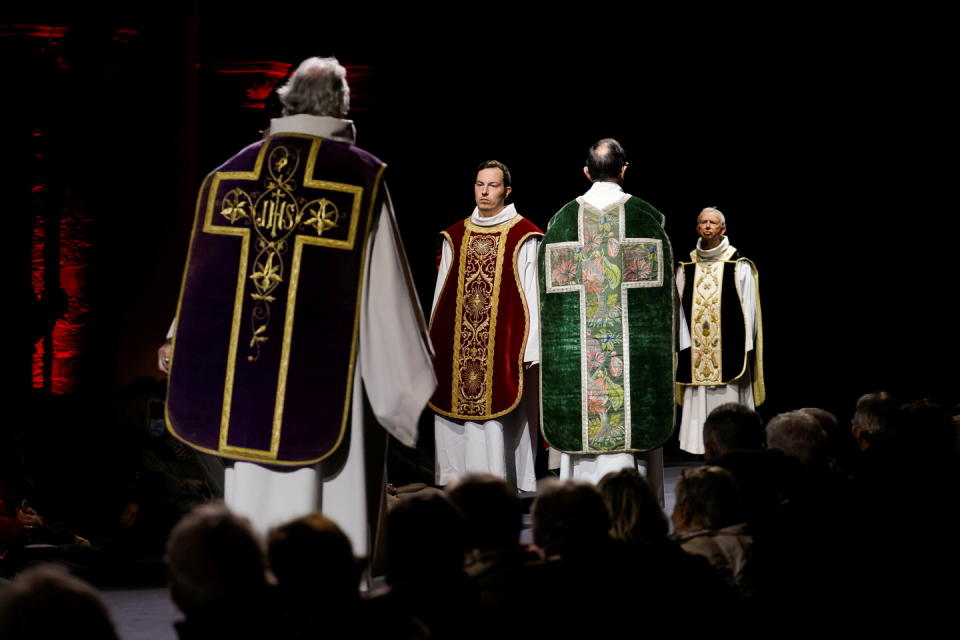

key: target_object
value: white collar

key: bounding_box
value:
[581,181,626,210]
[268,114,356,144]
[695,236,735,260]
[470,203,518,227]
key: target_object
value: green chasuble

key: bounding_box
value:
[539,194,675,453]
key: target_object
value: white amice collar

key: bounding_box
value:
[695,236,735,260]
[471,203,518,227]
[581,181,625,210]
[268,114,356,144]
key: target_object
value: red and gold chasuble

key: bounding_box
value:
[429,215,542,421]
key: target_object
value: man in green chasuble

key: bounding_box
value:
[539,139,675,501]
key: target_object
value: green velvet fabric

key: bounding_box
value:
[539,196,675,453]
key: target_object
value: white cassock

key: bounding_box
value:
[222,114,436,555]
[555,181,664,496]
[432,204,540,492]
[677,236,757,454]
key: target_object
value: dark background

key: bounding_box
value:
[3,7,953,513]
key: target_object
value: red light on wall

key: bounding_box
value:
[111,28,139,43]
[209,61,292,110]
[0,24,70,39]
[207,62,372,111]
[31,202,46,389]
[32,338,45,389]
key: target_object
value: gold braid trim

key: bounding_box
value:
[676,256,758,393]
[435,216,527,421]
[745,258,765,405]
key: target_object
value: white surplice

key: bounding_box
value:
[555,182,665,499]
[676,236,757,454]
[432,204,540,492]
[223,114,436,554]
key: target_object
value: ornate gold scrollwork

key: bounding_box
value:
[691,262,724,383]
[455,231,498,416]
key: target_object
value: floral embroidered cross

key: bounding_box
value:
[545,202,663,451]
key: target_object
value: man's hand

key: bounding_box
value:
[158,340,172,374]
[16,505,45,529]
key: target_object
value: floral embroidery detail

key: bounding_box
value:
[585,338,606,371]
[583,230,602,252]
[607,237,620,257]
[623,244,659,284]
[461,361,485,397]
[624,257,651,281]
[545,204,663,451]
[551,253,578,285]
[610,355,623,378]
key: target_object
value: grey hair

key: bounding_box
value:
[277,57,350,117]
[699,207,726,227]
[165,502,266,614]
[765,410,828,467]
[0,564,119,639]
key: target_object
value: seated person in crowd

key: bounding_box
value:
[165,502,276,639]
[0,564,118,639]
[672,465,753,596]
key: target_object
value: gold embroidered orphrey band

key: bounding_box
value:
[449,216,523,417]
[686,244,742,385]
[167,134,385,464]
[690,258,726,384]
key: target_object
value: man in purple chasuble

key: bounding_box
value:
[163,57,436,557]
[429,161,543,492]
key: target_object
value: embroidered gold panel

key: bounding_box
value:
[451,225,510,416]
[690,260,726,384]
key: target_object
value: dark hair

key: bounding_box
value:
[852,392,894,439]
[476,159,512,188]
[898,398,954,450]
[585,138,626,182]
[704,403,765,453]
[385,491,466,583]
[532,480,610,556]
[268,513,358,596]
[446,473,522,551]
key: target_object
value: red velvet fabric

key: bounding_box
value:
[429,216,541,420]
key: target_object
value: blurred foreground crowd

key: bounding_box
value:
[1,393,959,638]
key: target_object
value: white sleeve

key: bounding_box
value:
[737,261,757,352]
[676,267,691,351]
[431,237,453,318]
[520,235,541,365]
[359,185,437,447]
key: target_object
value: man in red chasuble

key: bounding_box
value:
[429,161,543,492]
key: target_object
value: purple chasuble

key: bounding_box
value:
[166,134,386,466]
